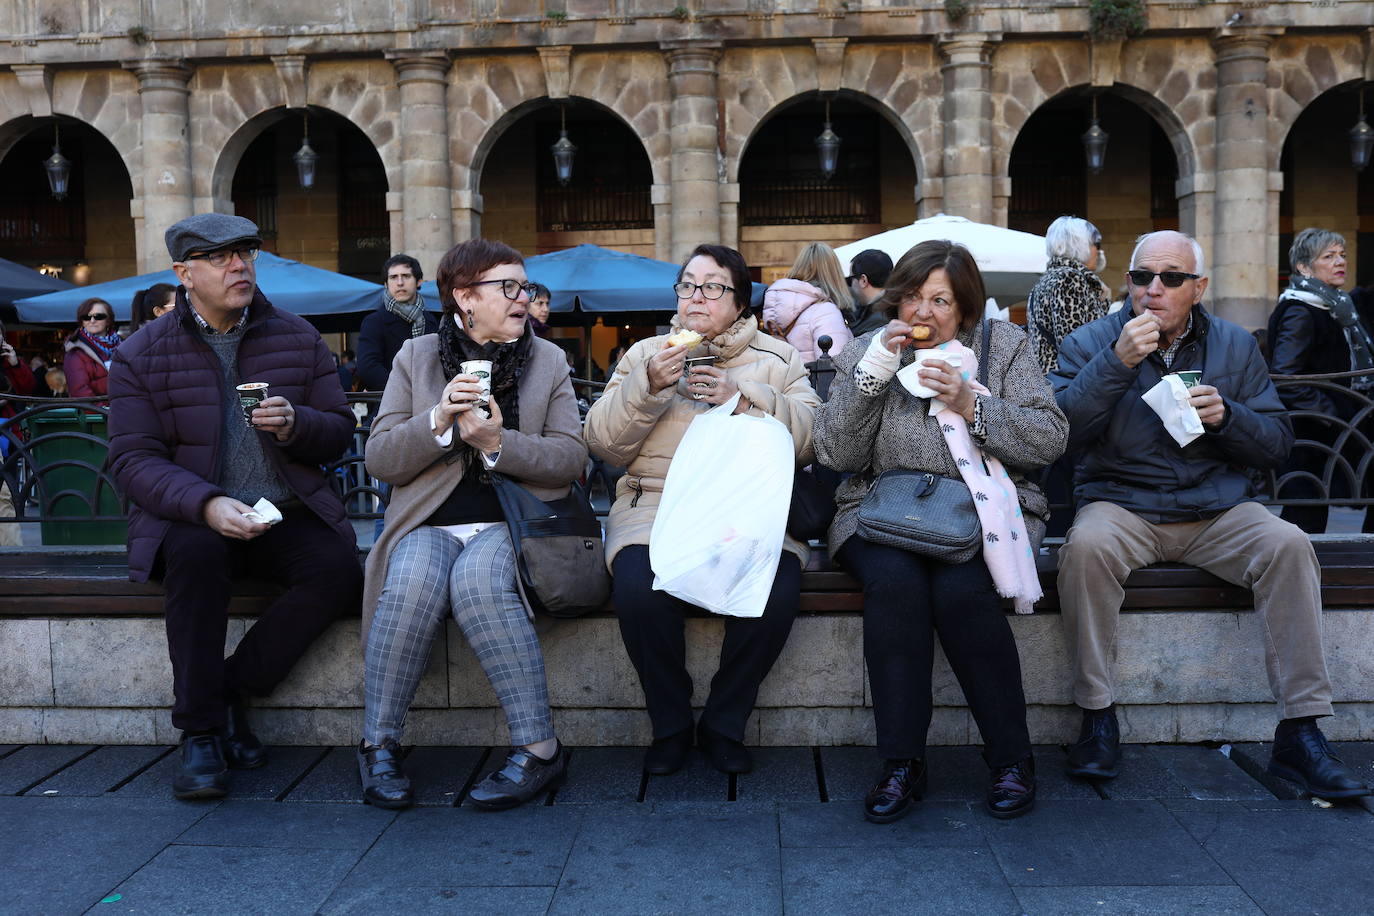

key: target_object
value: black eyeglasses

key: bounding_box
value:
[672,281,734,300]
[1126,269,1200,288]
[82,313,110,321]
[465,278,538,301]
[185,247,260,269]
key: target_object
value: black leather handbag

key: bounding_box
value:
[788,465,839,541]
[490,473,610,618]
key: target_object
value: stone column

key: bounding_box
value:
[938,34,998,225]
[1210,29,1282,329]
[663,42,723,263]
[387,52,454,275]
[124,60,193,273]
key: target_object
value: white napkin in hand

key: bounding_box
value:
[1142,374,1204,446]
[242,497,284,526]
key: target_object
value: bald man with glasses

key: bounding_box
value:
[1049,230,1368,801]
[107,213,362,800]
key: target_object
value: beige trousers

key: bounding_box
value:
[1057,500,1333,720]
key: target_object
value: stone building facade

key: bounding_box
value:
[0,1,1371,329]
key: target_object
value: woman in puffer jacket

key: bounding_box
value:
[762,242,853,363]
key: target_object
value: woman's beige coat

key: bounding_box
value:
[360,333,587,646]
[584,314,821,569]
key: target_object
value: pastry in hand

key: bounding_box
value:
[667,329,703,349]
[910,326,931,341]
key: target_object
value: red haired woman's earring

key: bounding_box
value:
[465,310,475,329]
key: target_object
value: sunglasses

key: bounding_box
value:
[82,313,111,321]
[1126,269,1199,288]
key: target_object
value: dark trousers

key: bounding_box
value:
[611,545,801,742]
[158,509,362,732]
[838,538,1031,767]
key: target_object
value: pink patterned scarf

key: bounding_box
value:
[929,340,1041,614]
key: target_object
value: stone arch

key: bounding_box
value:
[722,44,936,189]
[451,51,669,193]
[0,68,142,186]
[194,60,399,209]
[992,39,1208,185]
[1268,34,1368,170]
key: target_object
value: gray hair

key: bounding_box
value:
[1289,228,1346,272]
[1045,216,1102,266]
[1129,230,1207,278]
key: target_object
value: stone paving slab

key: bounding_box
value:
[22,745,169,796]
[0,796,210,914]
[113,745,326,801]
[816,746,879,802]
[1164,798,1374,914]
[1142,744,1276,800]
[782,844,1018,916]
[347,806,583,887]
[779,800,986,848]
[403,745,486,806]
[735,747,821,803]
[981,799,1233,887]
[1092,744,1194,800]
[282,746,365,803]
[0,743,94,794]
[549,810,782,916]
[1011,885,1265,915]
[639,749,728,803]
[176,800,396,852]
[554,747,644,804]
[101,844,358,916]
[320,883,556,915]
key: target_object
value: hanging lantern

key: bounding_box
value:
[815,99,842,181]
[43,122,72,201]
[551,106,577,187]
[1081,95,1109,175]
[293,112,319,191]
[1351,88,1374,172]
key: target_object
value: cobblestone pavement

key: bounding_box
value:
[4,741,1374,915]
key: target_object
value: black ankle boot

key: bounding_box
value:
[987,756,1036,819]
[1268,719,1370,800]
[1066,705,1120,779]
[863,758,927,824]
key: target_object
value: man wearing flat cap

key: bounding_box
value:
[108,213,362,800]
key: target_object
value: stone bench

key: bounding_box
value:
[4,540,1374,748]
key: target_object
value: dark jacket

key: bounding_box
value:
[107,289,357,582]
[1266,294,1374,420]
[356,303,440,391]
[1050,304,1293,523]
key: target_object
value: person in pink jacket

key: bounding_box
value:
[762,242,854,363]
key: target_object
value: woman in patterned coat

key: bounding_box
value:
[1026,216,1111,376]
[813,241,1066,825]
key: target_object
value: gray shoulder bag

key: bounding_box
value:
[854,320,992,564]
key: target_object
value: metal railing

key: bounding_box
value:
[1,370,1369,543]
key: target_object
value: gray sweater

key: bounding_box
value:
[201,328,292,507]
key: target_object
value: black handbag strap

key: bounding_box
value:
[490,473,600,544]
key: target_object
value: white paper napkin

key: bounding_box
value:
[1141,374,1204,447]
[242,497,284,526]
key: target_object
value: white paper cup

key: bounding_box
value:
[897,351,963,399]
[461,359,493,418]
[235,382,269,426]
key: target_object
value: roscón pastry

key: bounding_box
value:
[667,329,703,349]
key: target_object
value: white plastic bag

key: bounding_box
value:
[650,393,795,617]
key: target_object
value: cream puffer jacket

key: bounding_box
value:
[585,313,822,570]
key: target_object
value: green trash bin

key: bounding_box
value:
[25,407,127,546]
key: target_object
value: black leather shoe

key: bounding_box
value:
[467,743,568,810]
[987,756,1036,819]
[172,732,229,800]
[223,700,267,770]
[863,758,927,824]
[1268,720,1371,800]
[644,729,693,775]
[697,722,752,774]
[1066,706,1121,779]
[357,739,413,810]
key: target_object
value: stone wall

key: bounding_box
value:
[5,609,1374,746]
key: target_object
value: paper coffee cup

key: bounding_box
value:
[684,355,718,371]
[461,360,493,418]
[1173,370,1201,388]
[897,351,963,399]
[236,382,269,426]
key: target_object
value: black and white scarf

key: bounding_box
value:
[383,289,429,339]
[1284,274,1374,391]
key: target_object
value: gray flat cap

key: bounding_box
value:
[165,213,262,262]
